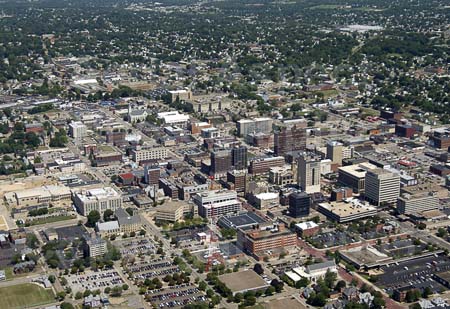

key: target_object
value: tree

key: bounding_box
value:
[265,286,276,296]
[103,209,114,222]
[244,295,256,306]
[60,303,74,309]
[233,293,243,303]
[26,233,39,249]
[422,286,433,298]
[324,269,337,288]
[49,129,68,148]
[417,223,426,230]
[87,210,100,227]
[335,280,346,291]
[48,275,56,283]
[405,289,421,302]
[437,228,447,238]
[199,281,207,291]
[253,263,264,275]
[307,292,327,307]
[270,279,284,293]
[56,291,66,301]
[296,277,310,289]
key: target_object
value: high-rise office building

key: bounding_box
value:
[69,121,87,139]
[237,118,273,137]
[297,152,322,194]
[326,141,353,165]
[365,168,400,207]
[232,146,248,170]
[211,150,232,177]
[288,192,311,218]
[274,125,306,157]
[144,165,160,186]
[327,141,343,165]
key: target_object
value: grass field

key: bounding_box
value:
[28,214,75,226]
[0,283,55,309]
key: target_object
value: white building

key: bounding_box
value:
[86,238,107,258]
[253,192,279,209]
[73,187,122,216]
[292,260,337,283]
[128,108,148,123]
[6,185,72,208]
[69,121,87,139]
[157,111,190,128]
[297,152,322,194]
[365,168,400,207]
[237,118,273,137]
[193,190,242,219]
[397,192,440,215]
[131,147,168,163]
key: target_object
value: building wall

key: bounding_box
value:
[397,194,439,215]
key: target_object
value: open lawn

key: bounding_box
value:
[0,283,55,309]
[28,215,75,226]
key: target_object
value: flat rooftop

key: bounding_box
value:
[341,246,392,267]
[338,162,377,178]
[76,187,120,201]
[318,199,377,217]
[218,212,266,228]
[218,270,269,293]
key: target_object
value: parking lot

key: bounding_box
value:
[128,259,180,281]
[145,284,206,308]
[66,269,125,293]
[116,238,156,256]
[378,255,450,294]
[308,231,358,248]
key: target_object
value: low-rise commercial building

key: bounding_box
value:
[155,203,184,222]
[317,199,377,223]
[251,192,279,209]
[157,111,190,128]
[294,221,319,237]
[292,260,337,283]
[6,185,72,208]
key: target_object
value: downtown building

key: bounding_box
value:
[274,124,307,157]
[193,190,242,219]
[210,150,232,178]
[237,222,297,260]
[73,187,122,216]
[237,118,273,137]
[365,168,400,207]
[297,152,322,194]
